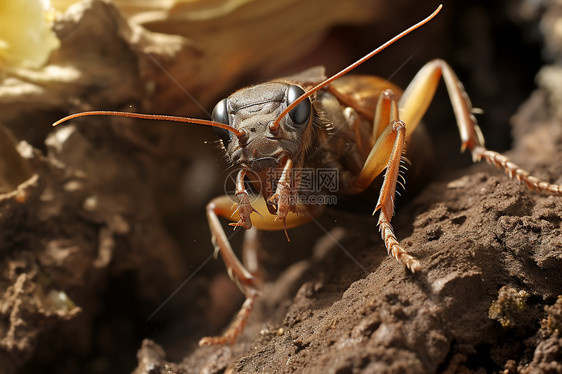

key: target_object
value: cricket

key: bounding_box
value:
[53,4,561,346]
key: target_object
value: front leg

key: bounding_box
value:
[201,197,261,346]
[267,158,295,222]
[230,169,260,230]
[201,194,316,346]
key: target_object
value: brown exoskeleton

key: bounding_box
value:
[53,5,561,346]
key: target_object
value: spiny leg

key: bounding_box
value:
[200,193,315,345]
[347,93,400,194]
[268,158,294,222]
[346,90,421,272]
[229,228,268,343]
[359,60,561,272]
[200,198,261,346]
[399,59,561,195]
[356,59,562,272]
[201,228,264,346]
[374,121,421,272]
[230,169,261,230]
[471,147,561,195]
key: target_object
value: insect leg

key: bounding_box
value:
[200,195,316,345]
[231,195,315,231]
[242,227,262,279]
[347,90,401,194]
[399,59,561,195]
[374,120,421,273]
[267,158,294,222]
[372,88,400,143]
[345,91,421,272]
[200,196,261,346]
[229,169,260,229]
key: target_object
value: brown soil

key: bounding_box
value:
[0,1,561,373]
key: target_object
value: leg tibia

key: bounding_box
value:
[201,199,262,346]
[199,290,258,346]
[373,121,421,272]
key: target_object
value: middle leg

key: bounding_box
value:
[345,90,421,272]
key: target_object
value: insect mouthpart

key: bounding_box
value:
[245,157,279,172]
[234,145,291,170]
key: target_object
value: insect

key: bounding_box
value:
[53,5,561,346]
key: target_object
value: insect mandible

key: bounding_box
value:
[53,4,561,346]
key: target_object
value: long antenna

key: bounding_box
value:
[270,4,443,131]
[52,110,244,138]
[53,5,442,140]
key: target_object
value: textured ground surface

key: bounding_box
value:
[0,1,561,373]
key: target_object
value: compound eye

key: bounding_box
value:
[211,98,231,145]
[287,85,311,125]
